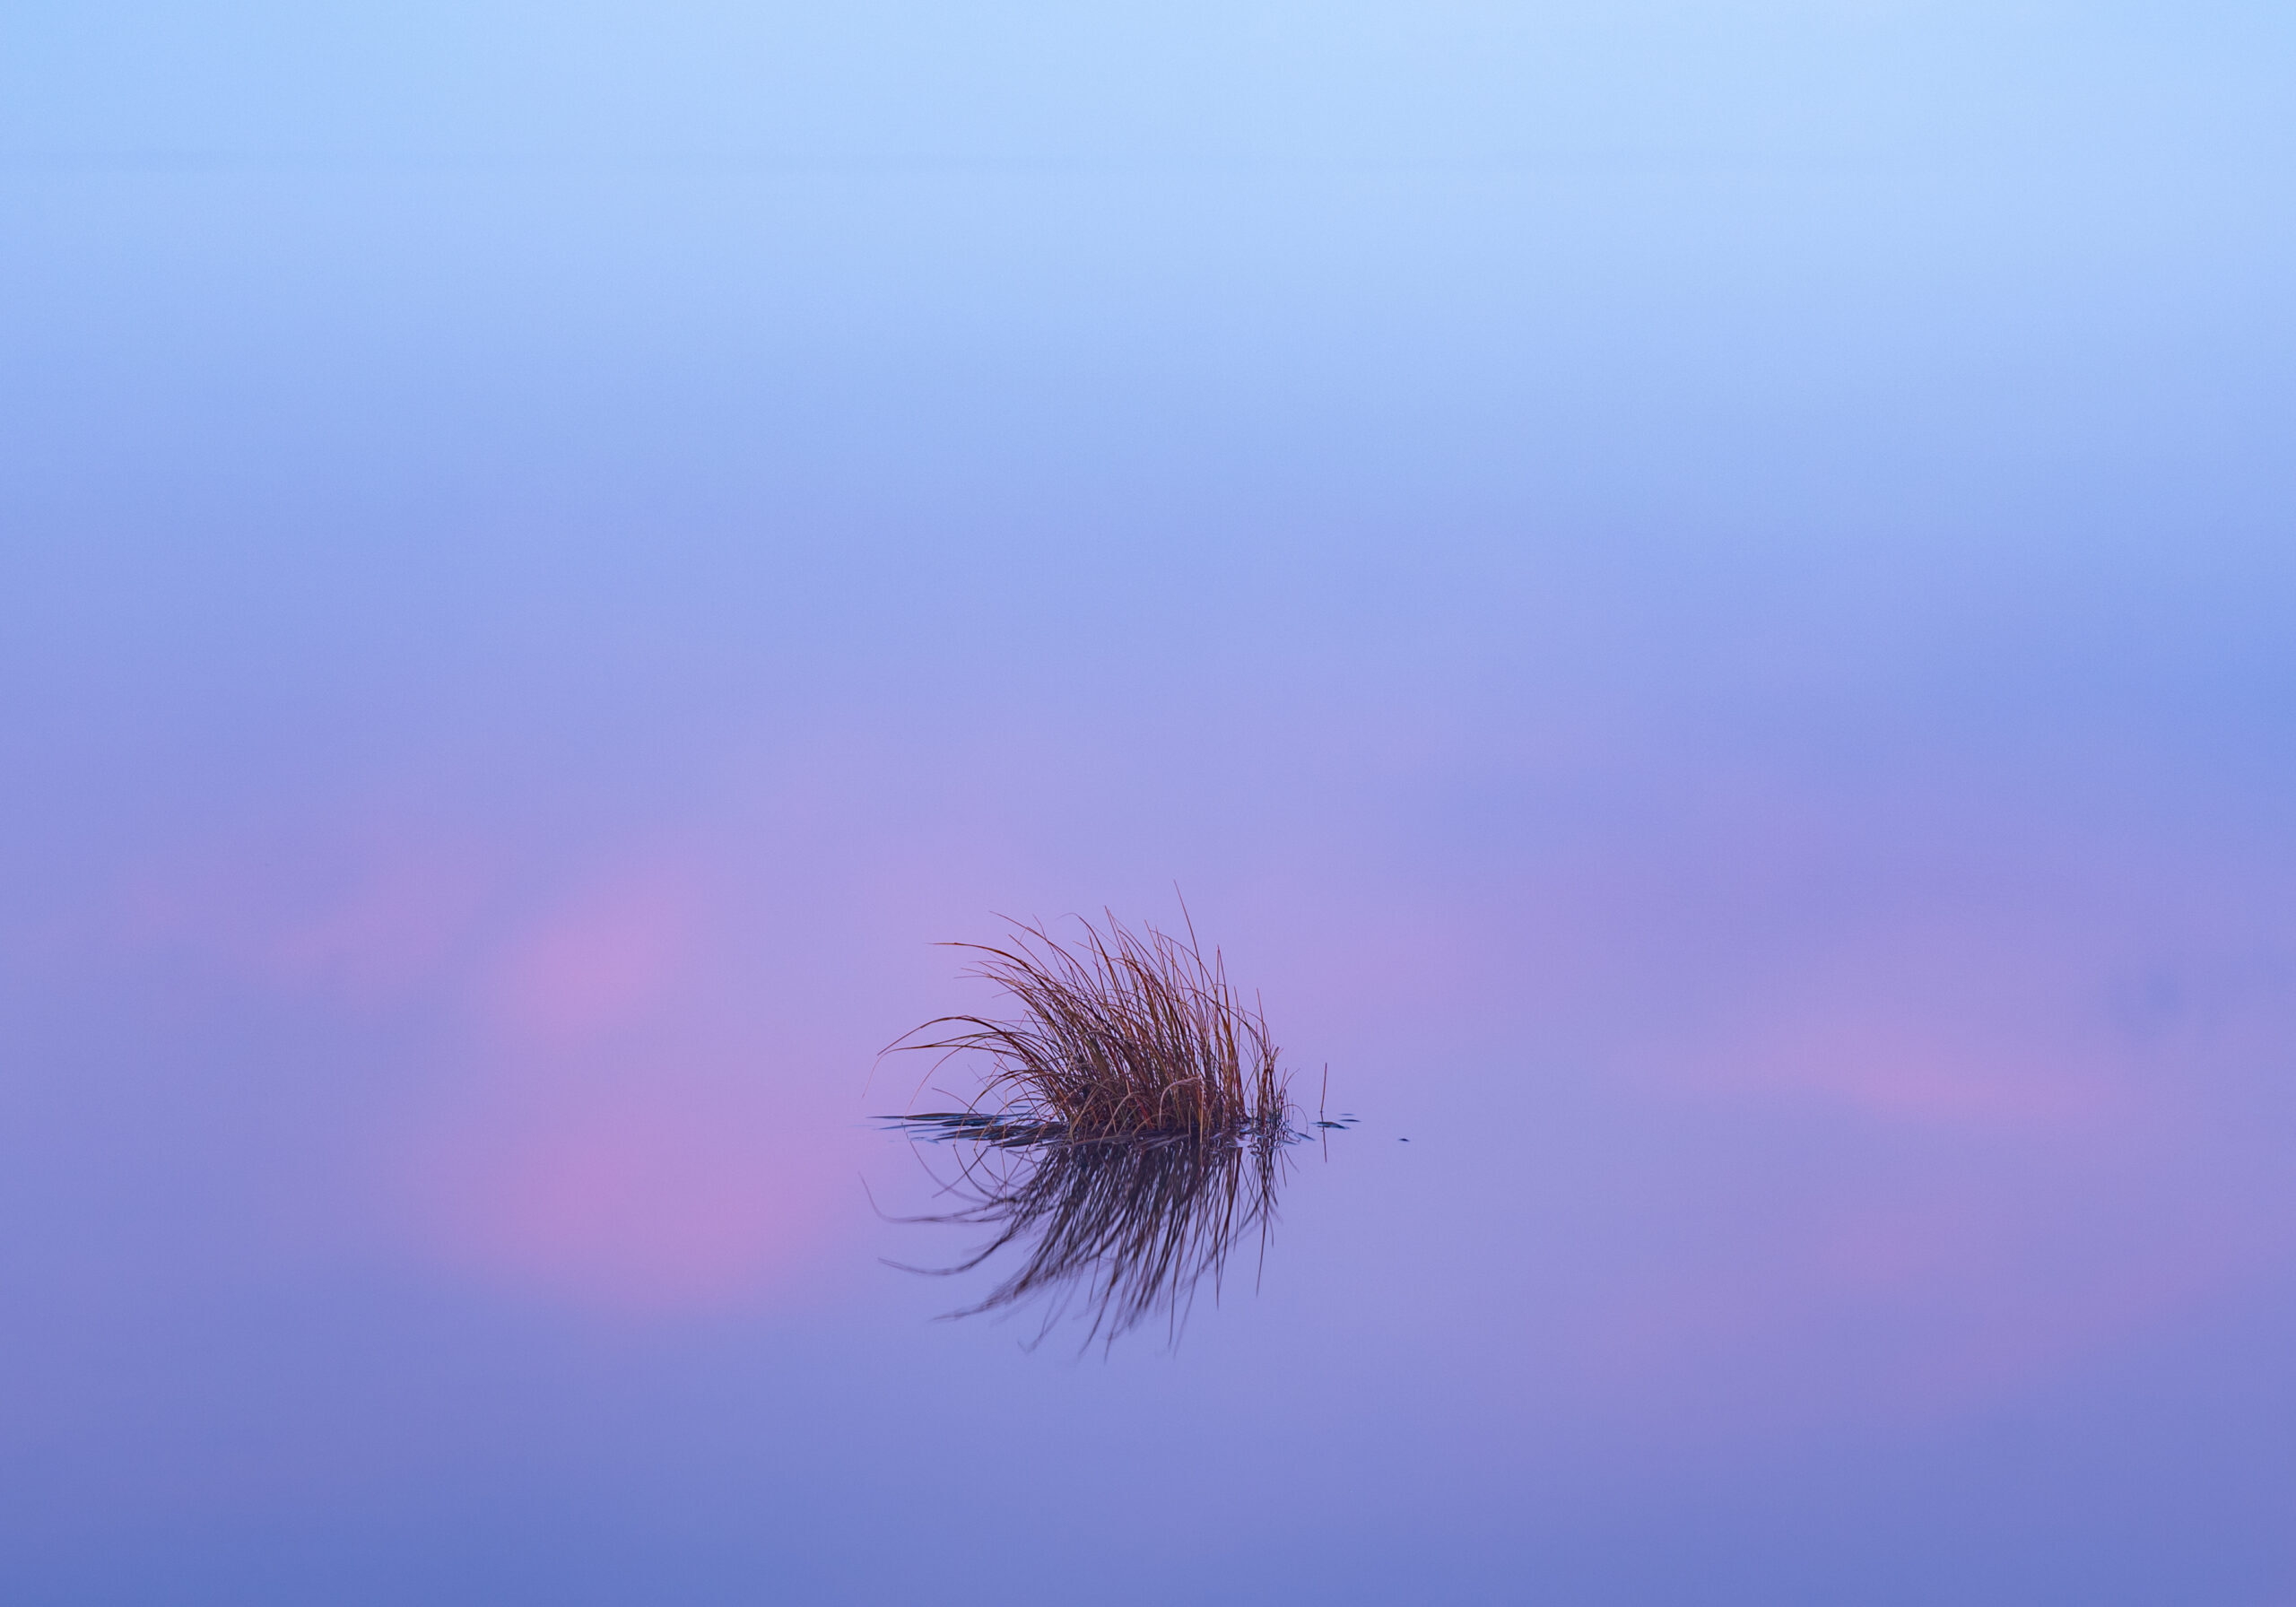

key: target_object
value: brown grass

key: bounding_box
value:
[888,908,1292,1142]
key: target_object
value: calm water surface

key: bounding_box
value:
[4,138,2295,1603]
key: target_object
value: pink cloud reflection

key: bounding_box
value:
[396,850,853,1316]
[112,819,862,1317]
[404,1067,834,1315]
[484,865,700,1046]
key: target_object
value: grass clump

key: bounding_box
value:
[889,909,1292,1142]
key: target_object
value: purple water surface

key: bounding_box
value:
[4,17,2295,1596]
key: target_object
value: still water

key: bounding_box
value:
[4,152,2293,1603]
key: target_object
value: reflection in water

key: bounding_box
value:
[883,1116,1341,1350]
[878,909,1345,1347]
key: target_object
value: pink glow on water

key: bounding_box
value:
[1677,965,2121,1126]
[86,821,865,1315]
[377,844,865,1314]
[401,1064,838,1315]
[484,863,702,1046]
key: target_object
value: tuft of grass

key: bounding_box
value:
[888,909,1292,1142]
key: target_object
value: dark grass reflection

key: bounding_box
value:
[879,1115,1304,1351]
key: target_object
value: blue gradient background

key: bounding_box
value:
[4,4,2295,1603]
